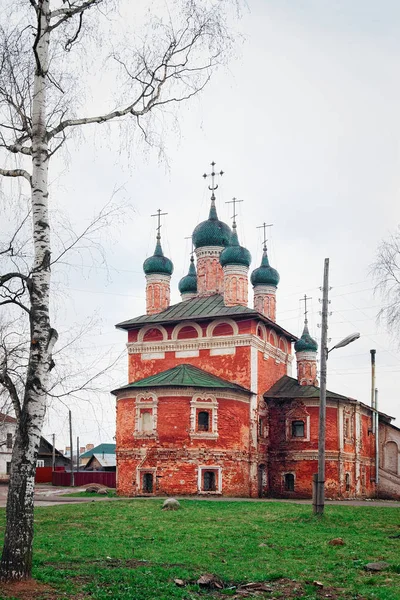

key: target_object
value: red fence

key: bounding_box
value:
[35,467,53,483]
[52,471,116,488]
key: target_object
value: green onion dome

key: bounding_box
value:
[192,200,231,249]
[294,323,318,353]
[220,225,251,268]
[143,238,173,276]
[178,256,197,294]
[250,248,280,287]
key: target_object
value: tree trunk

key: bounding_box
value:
[0,1,57,581]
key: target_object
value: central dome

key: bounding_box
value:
[192,201,231,249]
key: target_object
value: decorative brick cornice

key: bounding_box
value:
[195,246,224,259]
[127,333,290,364]
[115,387,251,402]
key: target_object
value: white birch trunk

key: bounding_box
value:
[0,1,57,580]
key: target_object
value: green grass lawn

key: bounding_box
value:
[1,500,400,599]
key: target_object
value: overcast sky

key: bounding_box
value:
[35,0,400,450]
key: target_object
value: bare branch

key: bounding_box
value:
[49,0,102,30]
[0,167,32,183]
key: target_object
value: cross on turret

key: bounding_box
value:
[151,209,168,240]
[300,294,313,326]
[225,197,243,227]
[203,161,224,197]
[256,222,274,250]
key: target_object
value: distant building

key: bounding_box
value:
[80,443,116,468]
[84,453,116,472]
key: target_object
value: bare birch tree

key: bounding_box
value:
[373,227,400,338]
[0,0,234,580]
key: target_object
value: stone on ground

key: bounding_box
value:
[162,497,181,510]
[364,562,390,572]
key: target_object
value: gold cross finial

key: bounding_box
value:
[151,209,168,240]
[256,222,274,251]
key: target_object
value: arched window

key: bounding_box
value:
[385,441,398,474]
[345,472,350,492]
[284,473,295,492]
[198,411,209,432]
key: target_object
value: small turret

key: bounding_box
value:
[251,226,279,320]
[295,295,318,386]
[220,201,251,307]
[143,210,173,315]
[178,255,197,301]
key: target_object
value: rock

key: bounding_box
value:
[197,574,224,589]
[258,543,268,547]
[85,483,109,493]
[97,487,109,495]
[313,581,324,588]
[364,561,390,572]
[162,497,181,510]
[328,538,345,546]
[174,579,185,587]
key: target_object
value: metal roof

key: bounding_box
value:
[115,294,297,341]
[111,364,252,395]
[264,375,350,401]
[80,443,116,459]
[86,453,116,468]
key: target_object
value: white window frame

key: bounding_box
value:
[36,459,45,468]
[190,394,218,439]
[134,393,158,439]
[198,465,222,494]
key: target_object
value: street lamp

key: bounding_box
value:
[313,258,360,515]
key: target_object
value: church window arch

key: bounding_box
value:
[256,323,267,340]
[284,473,295,492]
[206,318,239,338]
[268,329,278,347]
[384,441,398,474]
[171,321,202,340]
[138,324,168,343]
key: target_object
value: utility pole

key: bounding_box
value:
[69,410,74,487]
[76,436,80,472]
[315,258,329,515]
[52,433,55,472]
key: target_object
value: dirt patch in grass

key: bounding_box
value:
[0,579,82,600]
[215,578,362,599]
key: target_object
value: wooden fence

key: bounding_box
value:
[52,471,116,488]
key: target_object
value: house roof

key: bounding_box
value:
[0,412,17,424]
[115,293,297,341]
[80,443,116,459]
[86,453,116,468]
[264,375,350,401]
[264,375,395,422]
[111,364,252,395]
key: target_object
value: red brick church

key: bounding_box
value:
[113,167,400,499]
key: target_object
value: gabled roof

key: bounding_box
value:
[115,294,297,341]
[111,364,252,395]
[86,453,116,468]
[264,375,349,401]
[80,443,116,459]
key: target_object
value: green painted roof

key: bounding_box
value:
[143,239,173,276]
[192,200,231,249]
[220,225,251,268]
[250,248,280,287]
[116,293,297,341]
[264,375,348,401]
[111,364,252,395]
[80,443,116,459]
[294,323,318,353]
[178,256,197,294]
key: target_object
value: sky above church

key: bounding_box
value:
[36,0,400,449]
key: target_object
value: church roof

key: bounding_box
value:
[111,364,252,395]
[116,293,297,340]
[264,375,349,401]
